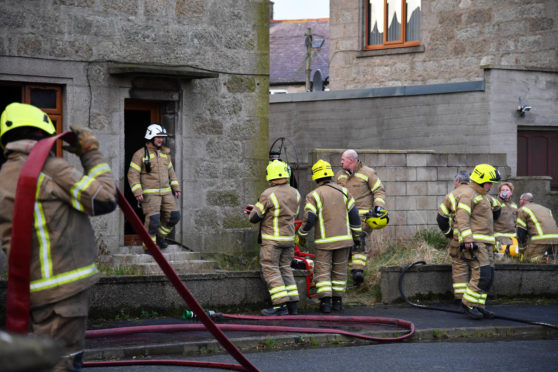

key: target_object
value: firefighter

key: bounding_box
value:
[516,193,558,263]
[334,149,386,286]
[246,160,301,315]
[127,124,181,250]
[494,182,519,260]
[297,160,361,313]
[453,164,501,320]
[0,102,117,371]
[437,171,471,303]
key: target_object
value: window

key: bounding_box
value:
[366,0,421,50]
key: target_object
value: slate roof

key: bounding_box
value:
[270,19,329,85]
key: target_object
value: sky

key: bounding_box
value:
[272,0,330,20]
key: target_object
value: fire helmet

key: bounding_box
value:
[0,103,56,150]
[145,124,167,140]
[311,159,334,181]
[365,208,389,230]
[470,164,501,184]
[266,160,289,181]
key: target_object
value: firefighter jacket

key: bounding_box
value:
[249,180,301,247]
[516,202,558,245]
[334,160,385,218]
[300,181,362,250]
[453,182,499,245]
[0,139,117,308]
[437,183,470,237]
[494,197,518,242]
[127,142,180,197]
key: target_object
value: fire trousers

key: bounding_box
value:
[314,247,351,299]
[448,237,468,300]
[31,289,90,372]
[524,244,557,263]
[461,242,494,309]
[350,223,373,271]
[141,192,180,244]
[260,243,299,305]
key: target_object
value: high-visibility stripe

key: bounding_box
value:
[472,234,495,244]
[316,281,332,294]
[70,163,112,211]
[453,282,467,294]
[35,174,52,279]
[374,197,385,204]
[351,254,367,267]
[313,192,326,240]
[170,180,179,186]
[449,193,457,212]
[305,202,317,214]
[143,187,172,194]
[270,193,280,237]
[131,184,142,192]
[463,287,481,304]
[129,162,141,172]
[523,207,544,236]
[337,174,348,180]
[168,162,172,169]
[439,203,449,217]
[262,234,295,241]
[315,234,353,244]
[30,263,98,292]
[461,229,472,238]
[478,293,487,305]
[88,163,111,178]
[473,195,483,204]
[347,197,355,210]
[371,178,382,192]
[255,202,265,215]
[532,234,558,241]
[516,217,526,228]
[355,173,368,182]
[332,280,346,292]
[285,284,298,296]
[158,225,171,236]
[494,232,516,238]
[458,203,471,214]
[358,209,370,215]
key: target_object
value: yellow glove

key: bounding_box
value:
[63,125,99,156]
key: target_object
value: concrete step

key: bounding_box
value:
[98,244,217,274]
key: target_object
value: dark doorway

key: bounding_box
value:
[517,129,558,191]
[124,99,161,245]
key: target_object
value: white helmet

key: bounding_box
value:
[145,124,167,140]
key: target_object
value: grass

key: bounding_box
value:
[346,228,451,304]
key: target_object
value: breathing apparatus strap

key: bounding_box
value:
[6,132,77,333]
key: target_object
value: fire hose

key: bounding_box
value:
[399,261,558,330]
[6,132,416,371]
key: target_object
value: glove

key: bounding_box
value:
[295,231,307,249]
[63,125,99,156]
[243,204,254,214]
[373,206,387,217]
[353,237,361,251]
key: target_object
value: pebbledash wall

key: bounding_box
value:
[0,1,270,260]
[290,149,557,240]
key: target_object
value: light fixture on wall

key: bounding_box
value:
[517,96,532,117]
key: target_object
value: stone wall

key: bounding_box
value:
[329,0,558,90]
[0,0,270,257]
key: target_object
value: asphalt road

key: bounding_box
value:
[85,339,558,372]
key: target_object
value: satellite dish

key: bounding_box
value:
[312,69,323,92]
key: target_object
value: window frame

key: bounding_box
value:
[365,0,421,50]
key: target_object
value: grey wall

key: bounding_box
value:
[0,0,270,257]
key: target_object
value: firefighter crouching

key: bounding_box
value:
[246,160,301,315]
[437,171,471,303]
[516,192,558,263]
[453,164,501,320]
[0,103,117,371]
[297,160,361,313]
[335,149,387,286]
[127,124,181,250]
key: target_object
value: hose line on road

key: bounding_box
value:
[398,261,558,330]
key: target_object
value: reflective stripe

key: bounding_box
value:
[158,225,171,236]
[269,285,288,300]
[453,282,467,294]
[168,162,173,169]
[354,173,368,182]
[255,202,265,215]
[143,187,172,194]
[472,234,495,244]
[371,178,382,192]
[494,232,516,238]
[35,174,52,279]
[315,234,353,244]
[351,253,367,266]
[332,280,346,292]
[316,281,332,294]
[305,202,317,214]
[170,180,179,186]
[439,203,449,217]
[516,217,526,228]
[448,193,457,212]
[270,193,280,237]
[463,287,481,304]
[374,197,385,204]
[473,195,483,204]
[358,209,370,215]
[131,184,142,192]
[285,284,299,296]
[337,174,348,181]
[70,176,96,212]
[313,192,326,240]
[522,207,544,236]
[478,293,487,305]
[458,203,471,214]
[129,162,141,172]
[30,263,98,292]
[347,197,355,210]
[88,163,111,178]
[262,234,295,242]
[532,234,558,241]
[461,229,472,238]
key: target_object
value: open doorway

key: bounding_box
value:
[124,99,161,245]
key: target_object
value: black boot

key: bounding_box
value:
[156,235,168,249]
[261,303,288,316]
[287,301,298,315]
[351,269,364,286]
[461,303,483,320]
[319,297,332,314]
[477,307,495,319]
[332,296,343,312]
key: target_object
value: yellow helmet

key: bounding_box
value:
[365,208,389,230]
[266,160,289,181]
[1,102,55,149]
[470,164,501,184]
[311,159,334,181]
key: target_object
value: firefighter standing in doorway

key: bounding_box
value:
[127,124,181,250]
[453,164,501,320]
[334,149,386,286]
[516,192,558,263]
[0,103,117,371]
[297,160,362,313]
[246,160,301,315]
[437,171,471,303]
